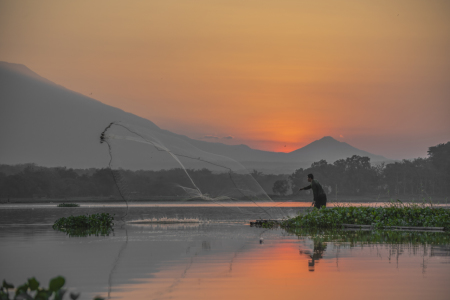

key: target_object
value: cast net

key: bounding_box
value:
[100,122,289,222]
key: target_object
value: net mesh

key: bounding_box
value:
[100,122,289,222]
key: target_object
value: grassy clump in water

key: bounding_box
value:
[53,213,114,237]
[1,276,104,300]
[260,221,276,229]
[57,203,80,207]
[282,201,450,230]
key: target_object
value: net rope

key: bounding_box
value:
[100,121,289,222]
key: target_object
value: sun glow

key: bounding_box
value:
[1,0,449,158]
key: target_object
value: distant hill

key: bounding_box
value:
[0,61,392,174]
[289,136,387,162]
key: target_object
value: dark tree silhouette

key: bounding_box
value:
[272,179,289,196]
[0,141,448,199]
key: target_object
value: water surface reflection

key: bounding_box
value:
[109,226,450,300]
[1,205,449,300]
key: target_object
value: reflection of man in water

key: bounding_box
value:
[300,239,327,272]
[298,174,327,209]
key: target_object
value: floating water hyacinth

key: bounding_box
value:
[282,201,450,230]
[53,213,115,237]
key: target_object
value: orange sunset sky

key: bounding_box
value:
[1,0,449,159]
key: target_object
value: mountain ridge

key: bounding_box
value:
[0,61,391,174]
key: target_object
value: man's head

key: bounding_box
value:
[307,173,314,182]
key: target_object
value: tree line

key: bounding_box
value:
[0,142,448,199]
[0,165,288,199]
[287,141,449,197]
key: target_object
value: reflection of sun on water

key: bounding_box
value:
[111,240,449,300]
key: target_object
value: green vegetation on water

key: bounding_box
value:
[285,227,450,246]
[282,201,450,230]
[53,213,114,237]
[57,203,80,207]
[1,276,104,300]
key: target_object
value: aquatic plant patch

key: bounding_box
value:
[53,213,114,237]
[0,276,105,300]
[282,202,450,230]
[57,203,80,207]
[260,221,276,229]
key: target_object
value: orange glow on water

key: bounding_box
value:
[111,238,450,300]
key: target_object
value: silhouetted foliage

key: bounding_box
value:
[0,165,118,199]
[0,276,104,300]
[0,141,448,199]
[290,142,450,197]
[0,165,288,199]
[272,179,289,195]
[290,155,380,195]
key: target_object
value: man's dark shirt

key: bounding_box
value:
[302,179,327,208]
[302,179,326,200]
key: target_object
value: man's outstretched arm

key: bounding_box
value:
[298,185,312,191]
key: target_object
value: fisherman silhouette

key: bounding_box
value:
[298,173,327,209]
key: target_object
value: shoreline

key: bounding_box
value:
[1,195,448,204]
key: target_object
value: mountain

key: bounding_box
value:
[289,136,387,162]
[0,61,391,174]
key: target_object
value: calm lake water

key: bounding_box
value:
[1,202,449,300]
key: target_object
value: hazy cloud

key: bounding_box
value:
[203,135,234,140]
[340,135,344,138]
[203,135,219,139]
